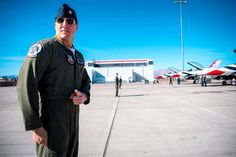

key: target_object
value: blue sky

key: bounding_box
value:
[0,0,235,76]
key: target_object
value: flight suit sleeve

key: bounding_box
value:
[17,43,52,131]
[80,68,91,105]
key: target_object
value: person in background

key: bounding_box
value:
[203,75,207,87]
[169,77,173,85]
[177,77,180,85]
[115,73,119,96]
[17,3,91,157]
[119,75,122,89]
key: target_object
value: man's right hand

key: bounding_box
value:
[32,127,48,146]
[69,89,87,105]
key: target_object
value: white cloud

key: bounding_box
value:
[0,56,25,61]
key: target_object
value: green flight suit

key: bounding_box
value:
[17,38,91,157]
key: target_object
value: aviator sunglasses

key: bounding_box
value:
[56,17,75,25]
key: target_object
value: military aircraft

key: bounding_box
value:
[154,69,168,79]
[186,60,236,85]
[166,67,192,78]
[155,67,191,79]
[186,60,221,75]
[209,64,236,85]
[155,75,167,79]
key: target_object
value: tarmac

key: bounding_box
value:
[0,81,236,157]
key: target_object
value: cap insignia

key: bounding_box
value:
[68,10,72,14]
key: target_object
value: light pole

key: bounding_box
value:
[175,0,187,71]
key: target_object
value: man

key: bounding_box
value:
[119,76,122,89]
[17,3,91,157]
[115,73,119,97]
[169,77,173,85]
[203,75,207,87]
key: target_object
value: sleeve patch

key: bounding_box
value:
[27,44,42,57]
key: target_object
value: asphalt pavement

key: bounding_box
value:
[0,81,236,157]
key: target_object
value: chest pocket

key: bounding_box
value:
[74,56,85,89]
[76,58,84,73]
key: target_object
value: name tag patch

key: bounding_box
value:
[77,58,84,65]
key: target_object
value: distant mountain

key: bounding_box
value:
[0,75,18,86]
[0,75,18,79]
[154,69,170,77]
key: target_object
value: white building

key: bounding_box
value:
[85,59,154,83]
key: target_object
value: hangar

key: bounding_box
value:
[86,59,154,83]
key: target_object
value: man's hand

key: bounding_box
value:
[69,89,88,105]
[32,127,48,146]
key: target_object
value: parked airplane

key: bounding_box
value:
[154,69,169,79]
[183,60,221,84]
[209,64,236,85]
[165,67,193,78]
[187,60,236,85]
[165,71,185,78]
[187,60,221,75]
[186,60,221,75]
[155,67,191,79]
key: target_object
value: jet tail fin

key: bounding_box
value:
[208,60,221,68]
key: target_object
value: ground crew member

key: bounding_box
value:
[119,76,122,89]
[115,73,119,96]
[17,3,91,157]
[169,77,173,85]
[203,75,207,87]
[177,77,180,84]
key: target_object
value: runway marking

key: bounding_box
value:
[102,89,121,157]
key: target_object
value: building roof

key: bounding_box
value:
[91,59,152,64]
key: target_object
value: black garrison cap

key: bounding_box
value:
[55,3,77,23]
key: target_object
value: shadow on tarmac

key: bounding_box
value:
[192,89,236,94]
[119,94,146,97]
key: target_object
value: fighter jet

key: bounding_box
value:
[207,64,236,84]
[186,60,221,75]
[187,60,236,85]
[167,67,192,78]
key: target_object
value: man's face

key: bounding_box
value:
[55,17,78,42]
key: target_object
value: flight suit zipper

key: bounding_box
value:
[73,54,77,87]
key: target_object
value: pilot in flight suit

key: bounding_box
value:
[17,3,90,157]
